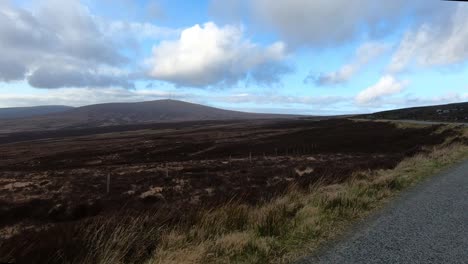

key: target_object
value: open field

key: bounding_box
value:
[360,101,467,122]
[0,119,465,263]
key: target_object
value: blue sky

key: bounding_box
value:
[0,0,467,114]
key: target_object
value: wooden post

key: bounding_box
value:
[166,164,169,178]
[249,152,252,163]
[275,148,278,157]
[106,174,110,194]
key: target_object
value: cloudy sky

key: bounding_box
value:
[0,0,467,114]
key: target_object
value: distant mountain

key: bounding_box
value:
[361,102,467,122]
[0,105,73,119]
[63,100,290,123]
[0,100,299,133]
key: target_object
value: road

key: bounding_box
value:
[383,119,468,127]
[297,160,468,264]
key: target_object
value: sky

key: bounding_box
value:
[0,0,467,115]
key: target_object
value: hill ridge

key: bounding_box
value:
[0,99,298,133]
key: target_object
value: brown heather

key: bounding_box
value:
[1,125,467,264]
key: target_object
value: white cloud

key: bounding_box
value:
[387,27,431,73]
[0,0,125,87]
[0,87,190,108]
[356,75,408,104]
[389,5,468,73]
[147,22,290,87]
[27,62,134,89]
[104,21,178,41]
[223,93,347,106]
[308,42,388,86]
[0,0,173,89]
[212,0,450,47]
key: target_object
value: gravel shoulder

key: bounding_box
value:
[297,159,468,264]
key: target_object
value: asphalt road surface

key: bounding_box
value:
[386,119,468,127]
[297,160,468,264]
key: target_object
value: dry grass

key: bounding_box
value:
[82,136,467,263]
[4,125,467,264]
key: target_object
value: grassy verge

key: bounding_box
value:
[148,143,467,264]
[4,125,467,264]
